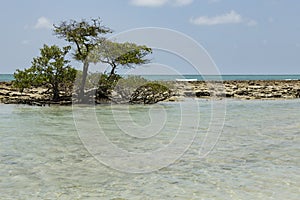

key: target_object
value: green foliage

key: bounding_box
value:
[54,18,112,98]
[74,71,105,90]
[97,74,147,91]
[142,82,170,93]
[86,72,106,89]
[97,73,122,97]
[129,81,172,104]
[96,75,149,100]
[13,68,36,92]
[53,18,152,100]
[114,75,171,93]
[151,80,175,91]
[98,73,121,87]
[92,40,152,75]
[13,45,76,101]
[54,18,112,62]
[116,75,148,89]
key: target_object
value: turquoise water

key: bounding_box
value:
[0,74,14,82]
[140,74,300,81]
[0,100,299,199]
[2,74,300,82]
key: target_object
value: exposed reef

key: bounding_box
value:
[1,80,300,105]
[170,80,300,101]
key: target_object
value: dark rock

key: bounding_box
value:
[214,92,234,98]
[235,90,249,96]
[0,90,10,96]
[195,91,210,97]
[294,89,300,98]
[225,93,234,97]
[272,93,282,98]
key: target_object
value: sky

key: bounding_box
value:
[0,0,300,74]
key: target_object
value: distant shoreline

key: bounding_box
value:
[1,74,300,82]
[1,80,300,105]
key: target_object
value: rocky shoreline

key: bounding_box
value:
[1,80,300,105]
[0,82,72,106]
[171,80,300,100]
[0,81,173,105]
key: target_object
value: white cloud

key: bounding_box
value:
[130,0,167,7]
[190,10,242,25]
[130,0,193,7]
[190,10,257,26]
[34,17,52,30]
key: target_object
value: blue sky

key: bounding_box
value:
[0,0,299,74]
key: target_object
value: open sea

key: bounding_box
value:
[1,74,300,199]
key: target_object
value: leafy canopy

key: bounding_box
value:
[53,18,112,99]
[14,45,76,101]
[54,18,112,61]
[92,40,152,75]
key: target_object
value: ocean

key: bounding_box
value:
[1,73,300,82]
[0,74,14,82]
[140,74,300,81]
[0,99,299,199]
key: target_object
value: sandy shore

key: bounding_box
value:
[1,80,300,105]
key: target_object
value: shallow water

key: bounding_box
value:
[0,99,299,199]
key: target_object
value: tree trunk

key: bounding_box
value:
[108,63,117,81]
[52,83,60,102]
[110,63,117,76]
[78,60,89,101]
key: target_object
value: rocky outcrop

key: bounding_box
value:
[172,80,300,100]
[0,81,174,105]
[0,82,72,106]
[2,80,300,105]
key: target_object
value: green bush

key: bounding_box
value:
[142,82,170,93]
[13,45,76,101]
